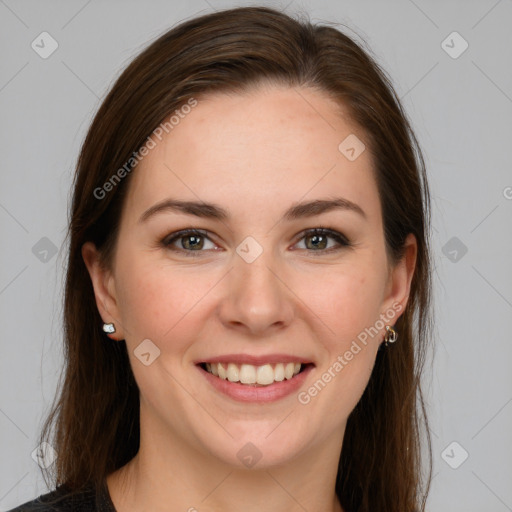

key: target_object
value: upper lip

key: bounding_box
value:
[195,353,314,366]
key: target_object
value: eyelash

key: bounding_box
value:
[161,227,351,257]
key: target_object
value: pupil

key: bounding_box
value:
[185,235,202,249]
[308,234,326,250]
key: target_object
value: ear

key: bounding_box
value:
[381,233,417,321]
[81,241,125,340]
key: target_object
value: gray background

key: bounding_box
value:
[1,0,511,510]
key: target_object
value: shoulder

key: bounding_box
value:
[5,484,97,512]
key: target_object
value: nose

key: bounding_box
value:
[217,246,295,336]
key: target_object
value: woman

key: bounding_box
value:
[9,5,433,512]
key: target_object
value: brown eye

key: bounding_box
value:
[179,234,204,250]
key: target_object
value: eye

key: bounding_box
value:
[161,227,351,257]
[293,228,351,254]
[162,229,218,257]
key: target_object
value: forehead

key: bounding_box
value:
[122,85,380,225]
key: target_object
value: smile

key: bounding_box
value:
[203,362,304,386]
[196,359,315,403]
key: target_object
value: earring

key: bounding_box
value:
[384,325,398,346]
[102,322,116,334]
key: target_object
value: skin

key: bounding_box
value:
[83,84,416,512]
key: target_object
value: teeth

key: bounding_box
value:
[218,363,227,380]
[284,362,295,380]
[256,364,274,385]
[274,363,285,382]
[205,362,303,386]
[239,364,256,384]
[226,363,239,383]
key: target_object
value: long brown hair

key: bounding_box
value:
[39,6,433,511]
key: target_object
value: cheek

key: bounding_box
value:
[115,253,218,346]
[301,273,382,420]
[299,262,385,401]
[305,264,386,345]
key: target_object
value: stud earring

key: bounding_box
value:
[102,322,116,334]
[384,325,398,346]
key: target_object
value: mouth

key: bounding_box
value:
[197,361,315,387]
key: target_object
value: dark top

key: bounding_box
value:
[5,479,116,512]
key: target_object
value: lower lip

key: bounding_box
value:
[198,364,314,403]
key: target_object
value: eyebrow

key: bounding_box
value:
[139,197,366,224]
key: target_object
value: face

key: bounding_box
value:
[83,84,416,470]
